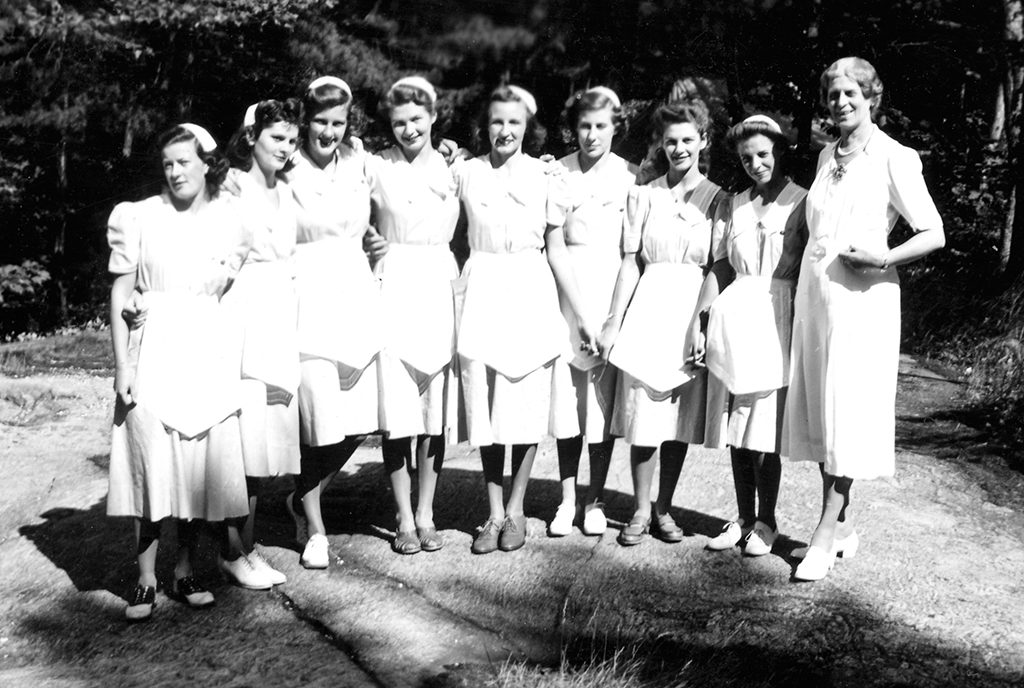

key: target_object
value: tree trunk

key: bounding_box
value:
[998,0,1023,277]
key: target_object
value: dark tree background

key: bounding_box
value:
[1,0,1021,347]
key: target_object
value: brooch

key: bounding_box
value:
[831,163,848,182]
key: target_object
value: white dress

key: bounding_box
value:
[785,126,942,479]
[609,175,727,447]
[106,194,250,522]
[454,153,579,446]
[286,146,382,446]
[221,175,301,477]
[547,151,637,440]
[366,146,459,440]
[705,182,807,454]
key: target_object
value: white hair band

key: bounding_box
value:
[179,123,217,152]
[243,102,259,127]
[308,76,353,100]
[586,86,621,108]
[741,114,782,134]
[506,85,537,116]
[390,76,437,105]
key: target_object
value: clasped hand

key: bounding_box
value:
[838,244,886,270]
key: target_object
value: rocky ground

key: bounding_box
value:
[1,350,1022,687]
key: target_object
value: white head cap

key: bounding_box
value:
[179,123,217,152]
[243,102,259,128]
[586,86,621,109]
[741,114,782,134]
[308,76,353,100]
[390,76,437,105]
[505,85,537,116]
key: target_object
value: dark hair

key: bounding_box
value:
[648,98,711,176]
[726,118,790,156]
[227,98,303,172]
[473,85,546,156]
[300,81,365,147]
[378,80,453,147]
[156,125,228,199]
[563,88,628,140]
[819,57,884,119]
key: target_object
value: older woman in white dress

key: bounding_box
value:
[107,124,250,621]
[546,86,637,537]
[219,99,303,590]
[704,115,807,557]
[367,76,459,555]
[456,85,578,554]
[787,57,944,581]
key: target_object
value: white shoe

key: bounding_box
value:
[581,502,607,536]
[219,554,272,590]
[792,530,859,560]
[248,548,287,585]
[286,492,308,546]
[743,521,778,557]
[793,545,836,581]
[548,503,575,537]
[301,533,330,569]
[706,521,749,551]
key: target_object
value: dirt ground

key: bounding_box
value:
[1,349,1023,687]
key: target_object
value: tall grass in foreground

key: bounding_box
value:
[470,645,689,688]
[962,283,1024,450]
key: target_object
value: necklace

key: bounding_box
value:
[832,130,872,182]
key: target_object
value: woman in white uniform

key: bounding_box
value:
[598,98,729,547]
[704,115,807,556]
[285,77,383,570]
[456,85,578,554]
[546,86,637,537]
[219,99,303,589]
[367,76,459,554]
[787,57,944,580]
[107,124,250,621]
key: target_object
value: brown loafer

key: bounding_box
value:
[618,514,650,546]
[417,526,444,552]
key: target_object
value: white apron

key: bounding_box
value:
[295,237,382,369]
[133,291,241,439]
[457,249,571,380]
[608,262,706,398]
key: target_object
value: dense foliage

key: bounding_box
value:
[1,1,1021,374]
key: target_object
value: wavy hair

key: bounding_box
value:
[227,98,304,172]
[156,125,228,199]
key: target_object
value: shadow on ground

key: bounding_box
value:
[15,459,1024,688]
[895,371,1024,512]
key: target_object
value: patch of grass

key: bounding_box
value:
[430,640,691,688]
[0,329,112,376]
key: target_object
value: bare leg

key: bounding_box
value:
[415,434,444,529]
[480,444,506,522]
[383,436,416,534]
[556,435,583,508]
[630,445,658,520]
[730,447,758,527]
[583,439,614,506]
[135,518,161,588]
[653,440,687,517]
[507,443,538,516]
[753,451,782,531]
